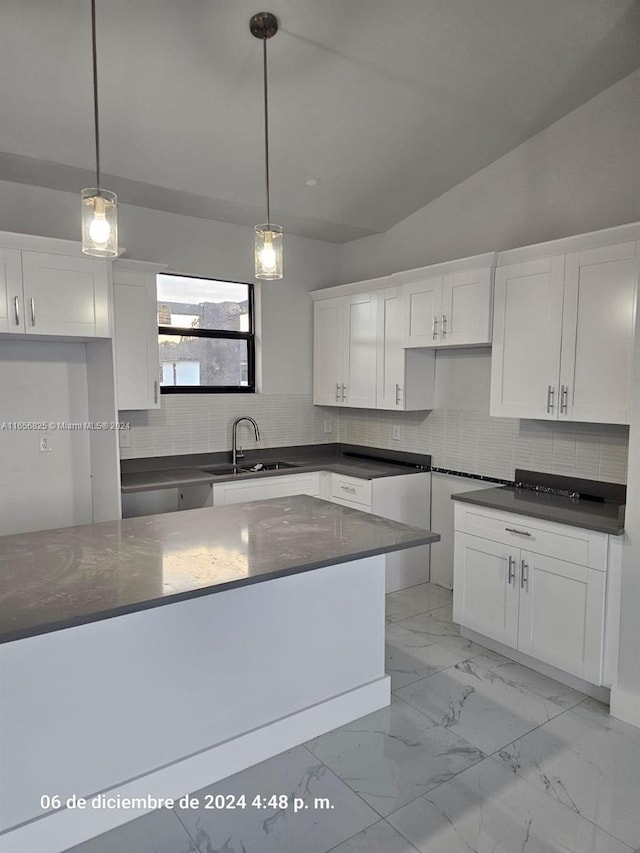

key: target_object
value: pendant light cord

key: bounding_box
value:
[91,0,101,191]
[262,29,270,227]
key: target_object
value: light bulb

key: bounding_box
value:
[88,213,111,245]
[259,243,277,271]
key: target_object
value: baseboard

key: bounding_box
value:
[610,684,640,728]
[1,676,390,853]
[461,628,610,703]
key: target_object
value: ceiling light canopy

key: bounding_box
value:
[251,12,282,280]
[81,0,118,257]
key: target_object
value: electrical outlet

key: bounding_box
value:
[392,425,402,441]
[119,428,131,449]
[323,419,332,434]
[39,434,52,453]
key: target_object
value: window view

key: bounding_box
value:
[157,274,254,392]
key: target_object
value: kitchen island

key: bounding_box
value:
[0,495,438,853]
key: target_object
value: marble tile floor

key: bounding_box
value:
[66,582,640,853]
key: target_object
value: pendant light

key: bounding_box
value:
[81,0,118,256]
[250,12,283,280]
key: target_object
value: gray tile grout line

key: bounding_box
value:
[321,816,424,853]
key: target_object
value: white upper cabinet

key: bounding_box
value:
[113,260,165,411]
[376,286,435,411]
[400,274,444,347]
[343,292,378,408]
[491,226,640,424]
[313,291,378,408]
[490,256,565,420]
[313,295,346,405]
[559,243,637,424]
[313,280,434,411]
[396,254,496,349]
[0,234,112,339]
[21,252,110,337]
[0,248,23,334]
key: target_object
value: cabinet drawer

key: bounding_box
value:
[331,474,372,507]
[454,503,607,569]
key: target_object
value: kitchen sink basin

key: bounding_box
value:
[239,460,300,472]
[198,460,300,476]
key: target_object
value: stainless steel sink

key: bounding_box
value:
[239,460,300,472]
[198,460,300,476]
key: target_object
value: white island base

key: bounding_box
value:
[0,555,389,853]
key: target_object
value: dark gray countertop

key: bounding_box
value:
[0,495,439,644]
[120,444,431,494]
[452,486,625,535]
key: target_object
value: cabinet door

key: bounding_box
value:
[517,551,605,683]
[441,267,493,347]
[178,484,213,510]
[213,473,321,506]
[402,276,443,347]
[21,251,110,337]
[343,292,377,408]
[113,269,161,410]
[121,488,179,518]
[490,256,564,419]
[0,248,24,334]
[313,297,344,405]
[376,287,405,409]
[559,242,638,424]
[453,533,519,647]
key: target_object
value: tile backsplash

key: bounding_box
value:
[336,408,629,484]
[120,395,629,484]
[119,394,331,459]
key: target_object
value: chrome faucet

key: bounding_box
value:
[232,416,261,466]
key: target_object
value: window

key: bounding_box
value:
[157,274,255,393]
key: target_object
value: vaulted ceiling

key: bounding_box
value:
[1,0,639,242]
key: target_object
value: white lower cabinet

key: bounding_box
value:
[328,471,431,592]
[453,503,612,685]
[213,472,321,506]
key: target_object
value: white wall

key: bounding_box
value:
[0,182,341,395]
[0,340,93,534]
[338,69,640,282]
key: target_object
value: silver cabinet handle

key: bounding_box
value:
[508,555,516,585]
[29,297,36,326]
[546,385,555,413]
[13,296,20,326]
[340,485,357,494]
[505,527,532,536]
[432,316,439,339]
[154,380,158,404]
[342,384,347,400]
[521,559,529,590]
[335,382,341,401]
[442,314,447,338]
[395,383,402,405]
[560,385,569,414]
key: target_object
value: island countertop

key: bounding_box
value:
[0,495,439,644]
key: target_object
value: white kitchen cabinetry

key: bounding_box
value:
[213,472,321,506]
[113,260,166,410]
[453,503,610,685]
[429,473,494,589]
[328,471,431,592]
[395,253,496,349]
[376,287,435,410]
[491,227,639,424]
[0,234,111,339]
[313,291,378,408]
[0,248,23,334]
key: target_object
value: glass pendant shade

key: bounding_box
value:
[254,224,283,280]
[81,189,118,257]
